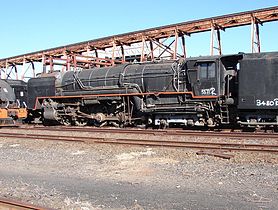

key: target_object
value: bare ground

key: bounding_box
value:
[0,131,277,210]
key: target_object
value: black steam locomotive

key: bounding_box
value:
[0,79,27,125]
[25,51,278,129]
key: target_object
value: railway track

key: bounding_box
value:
[0,197,52,210]
[12,125,278,139]
[0,130,277,153]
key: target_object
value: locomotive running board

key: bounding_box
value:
[238,121,278,126]
[33,91,218,109]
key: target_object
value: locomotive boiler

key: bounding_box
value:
[26,51,278,129]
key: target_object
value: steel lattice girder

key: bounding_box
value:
[0,6,277,69]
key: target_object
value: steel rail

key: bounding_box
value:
[13,126,278,139]
[0,197,53,210]
[0,131,277,153]
[0,6,277,67]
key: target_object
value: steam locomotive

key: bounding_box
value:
[0,79,27,125]
[23,51,278,129]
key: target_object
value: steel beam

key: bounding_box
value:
[210,22,223,56]
[0,6,277,76]
[149,40,154,60]
[181,35,187,58]
[173,28,179,59]
[140,36,146,62]
[251,15,261,53]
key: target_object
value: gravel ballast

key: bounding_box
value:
[0,131,277,210]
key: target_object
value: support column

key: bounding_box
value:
[251,15,261,53]
[112,40,116,65]
[216,28,222,55]
[49,56,54,73]
[31,61,35,78]
[94,48,100,68]
[210,22,222,55]
[5,60,8,79]
[210,23,215,56]
[73,55,77,70]
[66,54,71,71]
[173,29,179,59]
[42,55,46,74]
[94,48,98,58]
[22,58,26,80]
[141,36,146,62]
[181,35,187,58]
[149,40,154,61]
[120,45,125,63]
[86,47,91,68]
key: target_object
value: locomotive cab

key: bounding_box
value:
[186,59,219,97]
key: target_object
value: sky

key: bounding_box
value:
[0,0,277,59]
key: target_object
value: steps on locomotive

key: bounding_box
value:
[220,105,230,124]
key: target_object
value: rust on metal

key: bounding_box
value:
[10,125,278,139]
[0,129,278,153]
[33,91,218,109]
[0,197,53,210]
[0,6,277,79]
[196,150,234,159]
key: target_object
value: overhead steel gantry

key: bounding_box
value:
[0,6,277,80]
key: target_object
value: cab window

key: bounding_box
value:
[199,62,216,79]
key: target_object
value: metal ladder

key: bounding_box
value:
[220,105,230,124]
